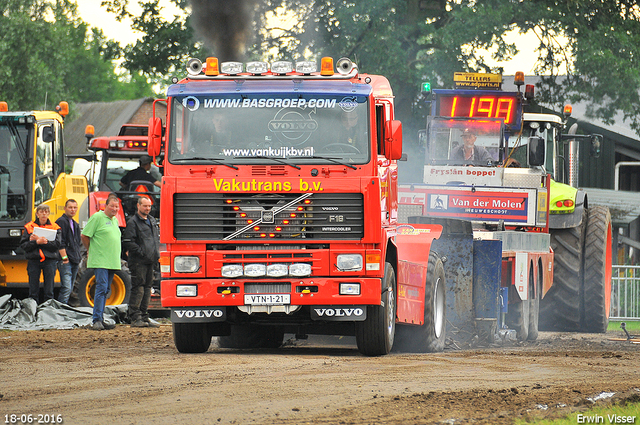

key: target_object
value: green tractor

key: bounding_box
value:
[513,110,612,333]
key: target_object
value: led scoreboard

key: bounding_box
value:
[433,90,522,129]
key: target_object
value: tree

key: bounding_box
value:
[101,0,640,136]
[0,0,154,111]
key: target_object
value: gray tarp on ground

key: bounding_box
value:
[0,295,127,330]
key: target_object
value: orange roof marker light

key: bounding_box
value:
[563,104,573,118]
[205,57,219,76]
[0,101,8,112]
[56,101,69,117]
[321,57,334,76]
[514,72,525,87]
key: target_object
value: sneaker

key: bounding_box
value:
[102,321,116,330]
[145,319,160,328]
[91,321,104,331]
[131,319,149,328]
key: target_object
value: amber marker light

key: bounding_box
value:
[514,72,525,87]
[320,57,334,76]
[205,57,219,76]
[56,101,69,117]
[564,104,573,118]
[0,102,8,112]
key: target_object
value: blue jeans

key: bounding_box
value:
[57,261,79,304]
[27,259,58,303]
[92,269,115,323]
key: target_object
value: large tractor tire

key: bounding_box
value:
[356,262,396,356]
[581,206,613,333]
[173,322,212,353]
[216,325,285,349]
[77,269,131,307]
[506,282,530,341]
[540,210,586,332]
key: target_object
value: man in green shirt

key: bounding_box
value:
[81,193,122,331]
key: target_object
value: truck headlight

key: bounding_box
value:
[267,264,289,277]
[221,264,243,278]
[174,256,200,273]
[176,284,197,297]
[336,254,363,272]
[289,263,312,277]
[244,263,266,277]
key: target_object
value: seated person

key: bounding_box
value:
[450,128,493,163]
[119,155,161,190]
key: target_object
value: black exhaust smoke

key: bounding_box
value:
[188,0,256,61]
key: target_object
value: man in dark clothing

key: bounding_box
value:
[450,128,493,164]
[119,155,161,190]
[123,196,160,327]
[55,199,82,304]
[19,204,62,302]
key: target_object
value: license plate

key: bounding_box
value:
[244,294,291,305]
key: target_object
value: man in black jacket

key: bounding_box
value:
[19,204,62,303]
[123,196,160,327]
[55,199,82,305]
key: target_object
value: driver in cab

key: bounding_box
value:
[450,128,492,163]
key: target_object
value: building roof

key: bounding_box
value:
[64,98,149,156]
[583,188,640,226]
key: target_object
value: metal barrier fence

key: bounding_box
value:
[611,265,640,320]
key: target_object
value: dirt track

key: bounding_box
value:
[1,325,639,425]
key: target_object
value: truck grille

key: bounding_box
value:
[174,193,364,241]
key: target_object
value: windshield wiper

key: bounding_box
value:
[306,155,357,170]
[234,156,301,170]
[175,157,238,170]
[5,121,28,164]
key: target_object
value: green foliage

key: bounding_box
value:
[83,0,640,138]
[0,0,153,111]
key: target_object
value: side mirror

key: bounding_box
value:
[148,117,162,158]
[417,129,427,146]
[41,125,54,143]
[384,120,403,160]
[590,134,602,158]
[527,136,545,166]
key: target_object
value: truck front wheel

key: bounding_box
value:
[173,322,212,353]
[77,269,131,307]
[355,262,396,356]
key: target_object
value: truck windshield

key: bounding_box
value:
[425,118,504,167]
[0,122,30,220]
[168,94,370,165]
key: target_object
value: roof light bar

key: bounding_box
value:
[221,62,243,75]
[295,61,317,74]
[246,61,269,75]
[271,61,293,74]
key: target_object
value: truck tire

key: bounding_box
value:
[217,325,285,349]
[355,262,396,356]
[527,266,540,341]
[173,322,212,353]
[540,211,586,331]
[393,253,446,353]
[581,206,613,333]
[506,283,529,341]
[77,269,131,307]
